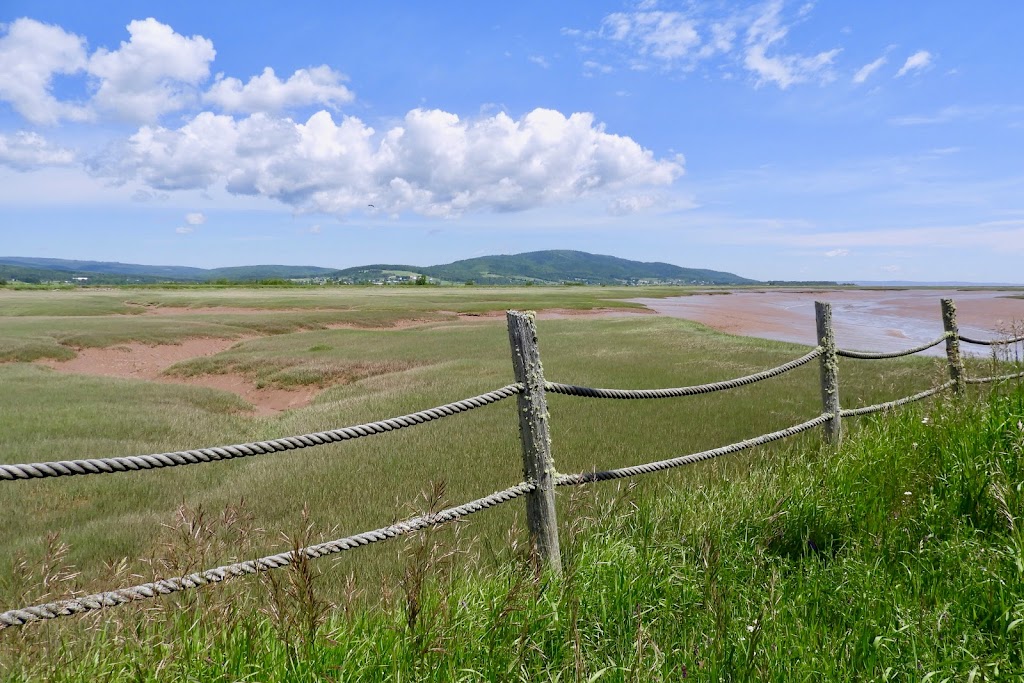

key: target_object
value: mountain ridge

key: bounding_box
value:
[0,251,756,286]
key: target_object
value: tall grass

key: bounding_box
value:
[3,382,1022,680]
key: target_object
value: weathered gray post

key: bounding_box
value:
[941,298,965,395]
[815,301,841,443]
[506,310,562,576]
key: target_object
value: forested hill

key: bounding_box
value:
[334,250,757,285]
[0,251,757,285]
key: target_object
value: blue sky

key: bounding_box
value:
[0,1,1021,282]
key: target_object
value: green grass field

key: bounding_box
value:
[0,286,1018,681]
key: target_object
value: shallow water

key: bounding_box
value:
[631,289,1024,358]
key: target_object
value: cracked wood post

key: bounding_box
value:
[815,301,842,444]
[506,310,562,576]
[941,298,965,396]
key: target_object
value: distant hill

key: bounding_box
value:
[0,257,209,280]
[0,257,339,284]
[335,250,756,285]
[0,251,756,286]
[202,265,339,280]
[0,262,186,285]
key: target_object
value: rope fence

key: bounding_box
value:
[965,369,1024,385]
[2,298,1022,630]
[839,381,956,418]
[554,414,832,486]
[836,333,949,359]
[0,481,536,629]
[958,332,1024,346]
[544,347,821,399]
[0,384,523,482]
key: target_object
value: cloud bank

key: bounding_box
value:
[91,108,682,218]
[0,131,76,170]
[0,17,352,125]
[0,17,681,217]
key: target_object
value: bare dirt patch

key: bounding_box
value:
[38,338,251,379]
[174,375,321,416]
[130,305,344,316]
[536,307,654,320]
[322,315,456,331]
[451,307,653,321]
[37,337,318,416]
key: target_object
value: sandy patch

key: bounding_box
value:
[631,289,1024,357]
[537,307,654,320]
[322,315,457,331]
[129,305,347,316]
[37,337,318,416]
[38,338,252,379]
[174,375,321,417]
[452,307,653,321]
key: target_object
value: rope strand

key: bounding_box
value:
[839,381,954,417]
[545,347,821,400]
[556,414,831,486]
[959,333,1024,346]
[836,334,949,360]
[0,481,536,629]
[0,384,522,482]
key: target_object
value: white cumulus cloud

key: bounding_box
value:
[0,18,90,125]
[896,50,931,77]
[87,18,215,122]
[204,66,354,113]
[824,248,849,257]
[92,107,682,219]
[175,226,194,234]
[0,131,76,170]
[184,211,206,225]
[852,56,886,84]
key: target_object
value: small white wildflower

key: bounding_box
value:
[904,491,912,496]
[922,416,931,425]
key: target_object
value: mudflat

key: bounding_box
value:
[632,289,1024,357]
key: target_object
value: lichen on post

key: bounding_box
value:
[941,298,965,395]
[815,301,841,443]
[506,310,562,575]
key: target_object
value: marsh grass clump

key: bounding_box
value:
[261,505,334,661]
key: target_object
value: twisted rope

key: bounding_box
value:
[555,413,831,486]
[0,384,523,482]
[958,333,1024,346]
[0,481,535,630]
[544,347,822,400]
[836,333,949,360]
[965,370,1024,385]
[839,381,955,417]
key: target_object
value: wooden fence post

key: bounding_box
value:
[506,310,562,576]
[815,301,842,443]
[941,298,965,395]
